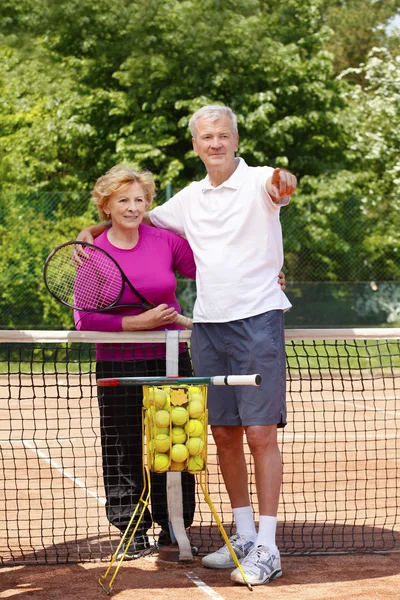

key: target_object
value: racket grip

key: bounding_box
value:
[175,314,193,330]
[211,374,262,386]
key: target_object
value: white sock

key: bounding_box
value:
[256,515,278,553]
[232,506,257,542]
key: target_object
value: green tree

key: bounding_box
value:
[0,40,115,196]
[0,0,399,329]
[321,0,400,76]
[283,46,400,283]
[340,47,400,279]
[1,0,348,191]
[0,202,95,329]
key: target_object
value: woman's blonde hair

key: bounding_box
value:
[92,164,156,221]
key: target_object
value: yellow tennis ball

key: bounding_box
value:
[153,387,167,409]
[187,455,204,471]
[188,399,204,419]
[155,409,170,428]
[170,443,188,463]
[172,426,187,444]
[145,413,153,436]
[147,405,156,422]
[153,453,170,472]
[185,419,203,437]
[171,406,188,426]
[155,433,170,453]
[187,437,204,456]
[188,387,202,399]
[156,427,170,436]
[170,460,185,471]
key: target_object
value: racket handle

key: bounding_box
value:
[175,314,193,330]
[211,374,261,386]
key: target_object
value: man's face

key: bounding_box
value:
[192,115,239,172]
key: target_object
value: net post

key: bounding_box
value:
[165,329,193,561]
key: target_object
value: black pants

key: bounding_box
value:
[96,351,195,534]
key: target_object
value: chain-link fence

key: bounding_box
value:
[0,191,398,329]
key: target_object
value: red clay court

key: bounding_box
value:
[0,328,399,599]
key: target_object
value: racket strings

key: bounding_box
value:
[46,245,123,310]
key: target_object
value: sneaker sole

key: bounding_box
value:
[231,568,282,585]
[202,558,236,569]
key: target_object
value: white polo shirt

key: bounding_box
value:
[149,158,292,322]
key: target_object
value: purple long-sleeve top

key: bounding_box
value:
[74,225,196,361]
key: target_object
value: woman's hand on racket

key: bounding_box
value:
[73,230,94,265]
[122,304,179,331]
[73,224,108,265]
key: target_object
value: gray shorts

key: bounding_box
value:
[190,310,287,427]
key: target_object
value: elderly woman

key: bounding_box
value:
[75,164,196,559]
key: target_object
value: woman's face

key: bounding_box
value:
[105,181,147,231]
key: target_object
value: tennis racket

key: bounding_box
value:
[43,241,193,329]
[98,374,262,387]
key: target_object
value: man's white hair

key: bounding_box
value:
[189,105,238,138]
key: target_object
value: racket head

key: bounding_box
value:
[44,241,126,311]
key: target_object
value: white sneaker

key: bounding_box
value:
[202,534,254,569]
[230,545,282,585]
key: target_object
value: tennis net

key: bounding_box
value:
[0,328,399,564]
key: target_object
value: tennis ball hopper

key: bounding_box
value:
[97,374,261,594]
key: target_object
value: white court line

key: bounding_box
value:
[186,572,226,600]
[331,397,400,421]
[289,395,400,419]
[20,440,160,546]
[289,394,398,403]
[281,431,399,442]
[3,429,396,447]
[22,439,106,505]
[344,400,400,419]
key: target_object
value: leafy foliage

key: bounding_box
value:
[321,0,400,76]
[0,0,399,328]
[0,203,94,329]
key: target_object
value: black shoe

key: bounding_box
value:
[116,533,152,560]
[157,528,199,555]
[157,527,173,547]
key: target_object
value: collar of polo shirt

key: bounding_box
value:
[201,157,245,192]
